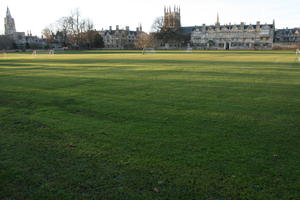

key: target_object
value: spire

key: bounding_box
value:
[6,7,11,17]
[5,7,16,35]
[216,13,220,27]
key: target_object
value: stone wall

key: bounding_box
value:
[273,42,300,50]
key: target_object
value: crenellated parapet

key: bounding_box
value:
[163,5,181,30]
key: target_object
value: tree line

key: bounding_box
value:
[0,11,188,51]
[42,9,104,49]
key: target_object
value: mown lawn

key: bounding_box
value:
[0,51,300,199]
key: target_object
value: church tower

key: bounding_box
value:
[5,7,16,35]
[163,6,181,30]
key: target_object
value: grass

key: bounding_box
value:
[0,51,300,199]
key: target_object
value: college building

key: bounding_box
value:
[156,6,299,50]
[99,25,144,49]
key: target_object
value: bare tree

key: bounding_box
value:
[83,19,96,48]
[151,16,164,32]
[42,24,56,43]
[57,17,72,45]
[135,33,154,54]
[43,8,97,49]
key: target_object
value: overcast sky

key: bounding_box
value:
[1,0,299,36]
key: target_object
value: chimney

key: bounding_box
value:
[256,21,260,31]
[116,25,119,31]
[202,24,206,32]
[126,26,129,31]
[109,26,112,31]
[241,22,245,31]
[136,27,139,32]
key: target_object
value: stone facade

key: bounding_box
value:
[158,7,275,50]
[163,6,181,30]
[99,25,143,49]
[157,7,300,50]
[274,28,300,43]
[26,32,47,49]
[11,32,26,47]
[191,17,275,50]
[4,7,16,35]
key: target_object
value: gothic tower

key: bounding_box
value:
[5,7,16,35]
[163,6,181,30]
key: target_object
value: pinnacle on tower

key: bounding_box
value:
[6,7,11,17]
[5,7,16,35]
[216,13,220,26]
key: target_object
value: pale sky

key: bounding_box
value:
[1,0,299,36]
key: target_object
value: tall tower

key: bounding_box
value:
[163,5,181,30]
[5,7,16,35]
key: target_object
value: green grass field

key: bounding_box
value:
[1,51,300,199]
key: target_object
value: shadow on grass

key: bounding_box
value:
[0,58,299,68]
[17,50,296,55]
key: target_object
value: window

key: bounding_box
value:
[260,30,270,35]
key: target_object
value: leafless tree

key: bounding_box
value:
[43,8,99,48]
[57,17,72,44]
[135,33,155,54]
[42,24,56,42]
[151,16,164,32]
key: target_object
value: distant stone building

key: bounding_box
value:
[4,7,26,48]
[25,31,47,49]
[191,16,275,50]
[99,25,143,49]
[274,28,300,43]
[273,28,300,50]
[155,7,300,50]
[3,7,46,49]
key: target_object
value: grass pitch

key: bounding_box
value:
[0,51,300,199]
